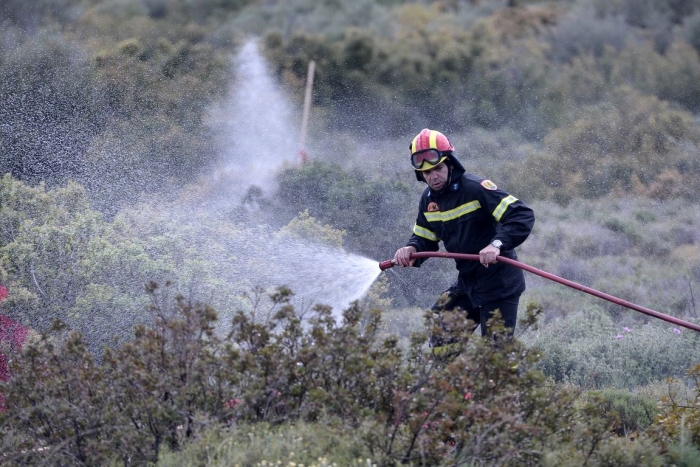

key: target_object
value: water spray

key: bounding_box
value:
[379,252,700,333]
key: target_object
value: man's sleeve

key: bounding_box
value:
[480,184,535,250]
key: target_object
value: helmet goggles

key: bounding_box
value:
[411,149,448,170]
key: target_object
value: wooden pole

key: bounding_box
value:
[298,60,315,164]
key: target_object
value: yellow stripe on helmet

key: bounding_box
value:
[411,129,441,153]
[429,130,438,149]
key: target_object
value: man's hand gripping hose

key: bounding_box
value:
[379,251,700,333]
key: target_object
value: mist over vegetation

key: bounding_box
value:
[2,0,700,465]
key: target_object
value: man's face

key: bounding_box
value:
[421,162,449,191]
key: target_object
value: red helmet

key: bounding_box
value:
[409,129,454,171]
[410,128,454,154]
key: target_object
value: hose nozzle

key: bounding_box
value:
[378,259,396,271]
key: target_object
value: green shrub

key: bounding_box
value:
[0,287,672,466]
[0,288,228,466]
[516,86,700,202]
[542,431,667,467]
[584,389,658,435]
[270,160,420,304]
[262,5,564,137]
[656,363,700,447]
[0,32,103,187]
[156,421,375,467]
[521,306,700,389]
[0,1,232,212]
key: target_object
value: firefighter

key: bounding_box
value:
[393,129,535,348]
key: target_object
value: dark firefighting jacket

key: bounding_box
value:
[407,161,535,307]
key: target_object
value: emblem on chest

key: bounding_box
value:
[427,202,440,212]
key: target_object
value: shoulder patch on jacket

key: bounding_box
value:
[427,202,440,212]
[481,179,498,190]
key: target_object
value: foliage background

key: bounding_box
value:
[2,0,700,465]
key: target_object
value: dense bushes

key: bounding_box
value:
[0,32,105,186]
[260,0,700,201]
[5,0,700,207]
[0,175,272,350]
[522,305,700,388]
[260,0,700,140]
[262,7,566,138]
[3,171,698,385]
[0,289,228,465]
[658,363,700,447]
[272,160,414,262]
[0,0,234,214]
[2,286,694,466]
[504,86,700,204]
[584,389,658,435]
[0,174,411,349]
[0,176,697,465]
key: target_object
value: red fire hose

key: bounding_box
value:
[379,252,700,333]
